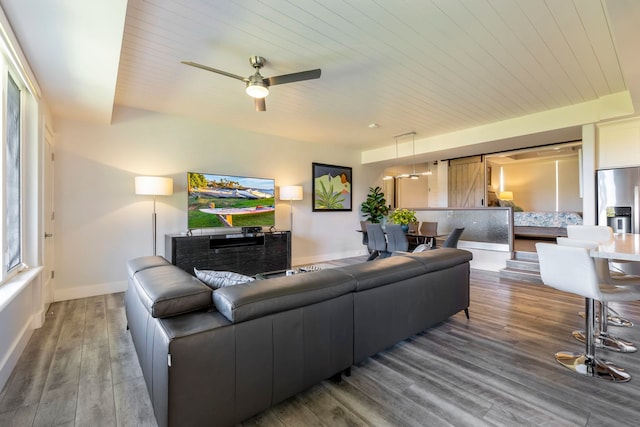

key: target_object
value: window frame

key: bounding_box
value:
[0,62,26,283]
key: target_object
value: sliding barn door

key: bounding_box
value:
[448,156,485,207]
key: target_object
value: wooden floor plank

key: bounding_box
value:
[113,377,156,427]
[75,380,116,427]
[290,383,368,427]
[3,262,640,426]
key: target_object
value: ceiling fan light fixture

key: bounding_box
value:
[246,81,269,98]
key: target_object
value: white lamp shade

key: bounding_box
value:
[279,185,303,201]
[499,191,513,200]
[135,176,174,196]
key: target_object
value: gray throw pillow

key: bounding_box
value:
[194,268,255,289]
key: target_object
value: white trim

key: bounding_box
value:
[0,315,34,392]
[53,279,127,302]
[0,6,41,97]
[0,266,42,392]
[0,267,42,312]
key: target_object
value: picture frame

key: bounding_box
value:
[312,162,352,211]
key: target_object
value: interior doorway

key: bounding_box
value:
[43,126,55,307]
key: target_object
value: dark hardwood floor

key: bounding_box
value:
[2,260,640,426]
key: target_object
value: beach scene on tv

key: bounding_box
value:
[188,172,275,229]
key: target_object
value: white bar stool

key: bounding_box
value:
[536,243,640,382]
[557,236,637,352]
[565,225,635,328]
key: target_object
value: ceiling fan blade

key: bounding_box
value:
[266,69,321,86]
[181,61,248,82]
[255,98,266,112]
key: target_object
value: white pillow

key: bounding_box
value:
[194,268,255,289]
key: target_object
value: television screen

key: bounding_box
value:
[187,172,275,229]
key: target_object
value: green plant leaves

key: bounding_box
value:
[360,186,389,223]
[315,180,345,209]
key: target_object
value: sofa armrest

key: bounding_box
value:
[127,255,170,279]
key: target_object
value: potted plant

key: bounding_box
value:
[360,186,389,223]
[389,208,417,232]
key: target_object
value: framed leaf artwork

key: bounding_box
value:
[312,162,352,211]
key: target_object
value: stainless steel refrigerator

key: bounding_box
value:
[596,166,640,274]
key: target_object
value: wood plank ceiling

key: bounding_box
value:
[1,0,636,152]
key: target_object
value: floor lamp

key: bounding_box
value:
[279,185,303,231]
[135,176,173,256]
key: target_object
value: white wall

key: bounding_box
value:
[53,107,383,301]
[397,177,428,208]
[498,156,581,212]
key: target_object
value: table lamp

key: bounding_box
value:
[135,176,173,255]
[499,191,513,201]
[279,185,303,231]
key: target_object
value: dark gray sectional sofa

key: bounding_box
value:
[125,248,473,427]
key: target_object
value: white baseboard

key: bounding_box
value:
[53,280,128,302]
[0,315,34,393]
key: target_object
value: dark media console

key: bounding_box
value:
[165,231,291,276]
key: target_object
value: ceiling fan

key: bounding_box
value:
[182,56,321,112]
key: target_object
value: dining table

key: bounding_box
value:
[590,233,640,261]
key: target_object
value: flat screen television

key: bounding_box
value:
[187,172,275,230]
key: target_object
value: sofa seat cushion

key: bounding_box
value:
[127,255,170,279]
[213,268,356,323]
[133,265,213,318]
[336,256,427,292]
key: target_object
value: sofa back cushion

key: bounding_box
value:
[336,256,427,292]
[133,264,213,318]
[213,268,356,323]
[403,248,473,272]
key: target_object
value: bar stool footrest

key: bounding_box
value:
[555,351,631,382]
[572,330,638,353]
[578,311,634,327]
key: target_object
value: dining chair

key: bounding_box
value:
[442,227,465,248]
[418,221,438,248]
[536,242,640,382]
[360,220,371,246]
[405,221,420,246]
[385,224,409,253]
[365,223,388,260]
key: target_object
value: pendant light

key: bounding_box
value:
[383,135,397,180]
[395,131,417,179]
[409,132,420,179]
[394,132,413,179]
[392,131,433,179]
